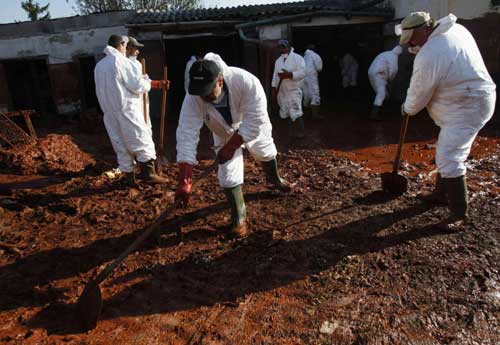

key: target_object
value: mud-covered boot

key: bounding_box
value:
[262,159,292,192]
[139,159,169,184]
[418,173,447,205]
[124,172,139,188]
[311,105,324,120]
[223,185,249,238]
[368,105,382,121]
[293,117,305,139]
[441,175,469,230]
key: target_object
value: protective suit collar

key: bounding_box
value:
[104,45,124,57]
[392,45,403,55]
[429,14,457,40]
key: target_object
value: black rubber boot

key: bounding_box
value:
[294,117,305,139]
[368,105,382,121]
[124,172,138,188]
[139,159,169,184]
[262,159,292,192]
[441,175,469,230]
[223,185,249,237]
[418,173,447,205]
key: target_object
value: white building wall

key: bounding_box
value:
[0,25,127,64]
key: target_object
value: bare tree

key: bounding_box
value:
[21,0,51,21]
[71,0,200,15]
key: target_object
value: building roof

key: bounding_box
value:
[129,0,393,25]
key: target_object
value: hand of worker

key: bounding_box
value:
[150,80,170,90]
[217,132,244,165]
[401,103,409,117]
[175,162,193,207]
[278,71,293,80]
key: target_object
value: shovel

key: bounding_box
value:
[140,58,148,124]
[156,66,169,173]
[381,114,410,195]
[76,160,218,331]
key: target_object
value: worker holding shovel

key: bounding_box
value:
[397,12,496,229]
[175,53,292,238]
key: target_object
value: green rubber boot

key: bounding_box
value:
[223,185,249,238]
[262,159,292,192]
[442,175,469,230]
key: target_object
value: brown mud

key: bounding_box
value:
[0,108,499,344]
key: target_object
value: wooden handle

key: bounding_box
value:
[141,58,148,124]
[159,66,168,156]
[393,114,410,174]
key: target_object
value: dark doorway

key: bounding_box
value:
[77,56,99,111]
[2,58,56,114]
[163,34,242,117]
[292,22,385,104]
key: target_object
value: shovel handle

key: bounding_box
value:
[393,114,410,174]
[141,59,148,124]
[92,160,218,285]
[159,66,168,157]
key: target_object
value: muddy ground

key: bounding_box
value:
[0,104,499,344]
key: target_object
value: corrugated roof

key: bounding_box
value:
[129,0,393,25]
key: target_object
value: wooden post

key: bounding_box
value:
[159,66,168,159]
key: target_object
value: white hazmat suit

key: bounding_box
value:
[403,14,496,178]
[95,46,156,173]
[177,53,278,188]
[129,56,152,134]
[340,53,358,88]
[272,48,306,121]
[184,55,198,93]
[368,45,403,106]
[302,49,323,107]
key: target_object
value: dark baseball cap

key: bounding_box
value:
[188,59,222,96]
[127,36,144,48]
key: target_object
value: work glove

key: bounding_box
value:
[150,80,170,90]
[217,133,244,165]
[175,162,193,207]
[278,71,293,80]
[401,103,409,117]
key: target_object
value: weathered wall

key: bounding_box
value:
[48,63,81,114]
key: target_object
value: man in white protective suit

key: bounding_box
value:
[95,35,168,186]
[175,53,292,238]
[398,12,496,229]
[184,52,203,93]
[339,51,358,97]
[368,45,403,121]
[302,44,324,120]
[272,39,306,139]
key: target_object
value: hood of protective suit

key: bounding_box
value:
[104,45,124,58]
[392,45,403,55]
[428,14,457,41]
[204,52,230,78]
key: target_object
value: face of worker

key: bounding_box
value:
[279,45,291,56]
[409,25,432,48]
[126,46,140,59]
[201,76,224,103]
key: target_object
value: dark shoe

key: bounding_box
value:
[311,105,324,120]
[139,159,169,184]
[223,185,249,238]
[293,117,305,139]
[262,159,292,192]
[368,105,382,121]
[444,175,469,222]
[418,173,447,205]
[124,172,139,188]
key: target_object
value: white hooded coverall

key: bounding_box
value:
[184,55,198,93]
[403,14,496,178]
[129,56,153,135]
[176,53,278,188]
[95,46,156,173]
[340,53,358,88]
[368,45,403,106]
[302,49,323,107]
[272,48,306,121]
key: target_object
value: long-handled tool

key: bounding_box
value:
[381,114,410,195]
[156,66,169,173]
[140,58,148,124]
[76,160,218,331]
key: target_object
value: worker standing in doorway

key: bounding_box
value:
[339,50,359,98]
[272,39,306,139]
[95,35,168,186]
[367,45,403,120]
[398,12,496,229]
[302,44,324,120]
[175,53,292,238]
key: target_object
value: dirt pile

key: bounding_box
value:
[0,134,95,175]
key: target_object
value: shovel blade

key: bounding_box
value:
[75,280,102,331]
[381,172,408,195]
